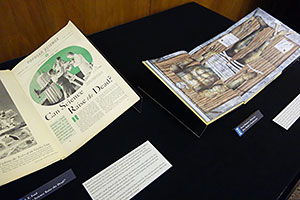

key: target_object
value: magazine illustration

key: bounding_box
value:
[0,80,37,160]
[144,8,300,124]
[0,21,139,186]
[30,46,93,106]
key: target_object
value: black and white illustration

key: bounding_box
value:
[0,80,37,160]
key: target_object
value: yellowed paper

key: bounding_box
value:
[12,21,139,156]
[0,71,62,186]
[0,21,139,186]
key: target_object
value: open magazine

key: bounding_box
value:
[143,8,300,125]
[0,21,139,186]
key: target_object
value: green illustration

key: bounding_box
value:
[30,46,93,106]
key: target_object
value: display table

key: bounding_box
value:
[1,3,300,200]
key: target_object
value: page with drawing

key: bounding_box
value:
[144,8,300,124]
[12,21,140,156]
[0,71,62,186]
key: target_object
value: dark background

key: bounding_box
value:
[260,0,300,33]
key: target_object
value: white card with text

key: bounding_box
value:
[83,141,172,200]
[273,94,300,130]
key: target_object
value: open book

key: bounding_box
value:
[144,8,300,125]
[0,21,139,186]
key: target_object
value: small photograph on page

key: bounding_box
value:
[29,46,94,106]
[0,80,37,160]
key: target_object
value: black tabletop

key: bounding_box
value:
[1,3,300,200]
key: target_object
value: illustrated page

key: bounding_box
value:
[145,8,300,124]
[0,71,62,186]
[12,22,140,156]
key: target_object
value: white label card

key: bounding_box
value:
[83,141,172,200]
[218,33,239,48]
[273,94,300,130]
[274,38,294,54]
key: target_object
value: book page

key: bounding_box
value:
[12,21,140,156]
[145,8,300,124]
[0,71,62,186]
